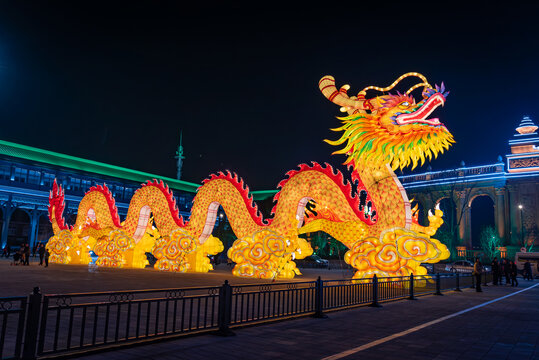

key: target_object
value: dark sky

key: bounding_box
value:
[0,2,538,190]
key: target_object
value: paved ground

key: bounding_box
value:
[71,281,539,360]
[0,257,356,296]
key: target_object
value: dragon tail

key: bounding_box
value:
[48,179,70,234]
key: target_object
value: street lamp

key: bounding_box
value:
[518,204,524,248]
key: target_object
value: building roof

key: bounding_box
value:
[0,139,201,193]
[0,139,277,200]
[516,115,538,134]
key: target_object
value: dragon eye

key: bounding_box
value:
[400,102,409,107]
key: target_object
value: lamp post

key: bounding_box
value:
[518,204,524,248]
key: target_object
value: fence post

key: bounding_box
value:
[216,280,235,336]
[369,275,382,307]
[455,272,462,292]
[435,273,443,295]
[408,273,416,300]
[313,276,327,318]
[22,287,42,360]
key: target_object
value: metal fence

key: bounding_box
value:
[1,272,490,359]
[36,286,220,356]
[0,297,26,360]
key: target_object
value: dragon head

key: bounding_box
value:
[319,73,454,170]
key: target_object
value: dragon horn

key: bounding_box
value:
[319,75,367,113]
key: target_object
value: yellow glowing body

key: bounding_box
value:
[48,72,452,280]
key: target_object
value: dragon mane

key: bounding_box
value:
[327,109,454,171]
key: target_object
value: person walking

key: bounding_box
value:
[510,260,519,286]
[44,248,50,268]
[38,244,45,266]
[491,257,499,285]
[473,258,483,292]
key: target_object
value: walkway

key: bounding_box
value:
[0,259,354,296]
[71,282,539,360]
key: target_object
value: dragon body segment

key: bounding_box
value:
[48,72,453,280]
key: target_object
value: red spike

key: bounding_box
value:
[285,170,297,178]
[48,180,68,230]
[199,171,271,227]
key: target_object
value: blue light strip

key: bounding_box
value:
[506,153,539,159]
[402,170,539,189]
[508,137,539,145]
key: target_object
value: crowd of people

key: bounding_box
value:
[472,256,534,292]
[489,257,535,287]
[1,243,49,267]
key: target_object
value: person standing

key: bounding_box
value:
[38,244,45,266]
[473,258,483,292]
[504,259,511,285]
[491,257,500,285]
[510,261,519,287]
[523,261,532,281]
[18,244,25,265]
[24,243,30,266]
[44,248,50,268]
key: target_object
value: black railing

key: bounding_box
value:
[322,278,372,310]
[36,286,220,356]
[1,272,488,359]
[0,296,26,360]
[229,281,316,326]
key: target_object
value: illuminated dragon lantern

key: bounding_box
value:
[48,72,452,280]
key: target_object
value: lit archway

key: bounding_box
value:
[470,195,495,249]
[7,209,31,248]
[37,213,53,245]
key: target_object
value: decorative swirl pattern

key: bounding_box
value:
[46,230,73,264]
[152,229,223,273]
[345,227,449,280]
[228,229,311,279]
[93,230,135,268]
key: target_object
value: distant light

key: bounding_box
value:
[518,204,523,209]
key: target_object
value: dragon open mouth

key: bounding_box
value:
[395,92,445,126]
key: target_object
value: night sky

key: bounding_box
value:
[0,2,538,190]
